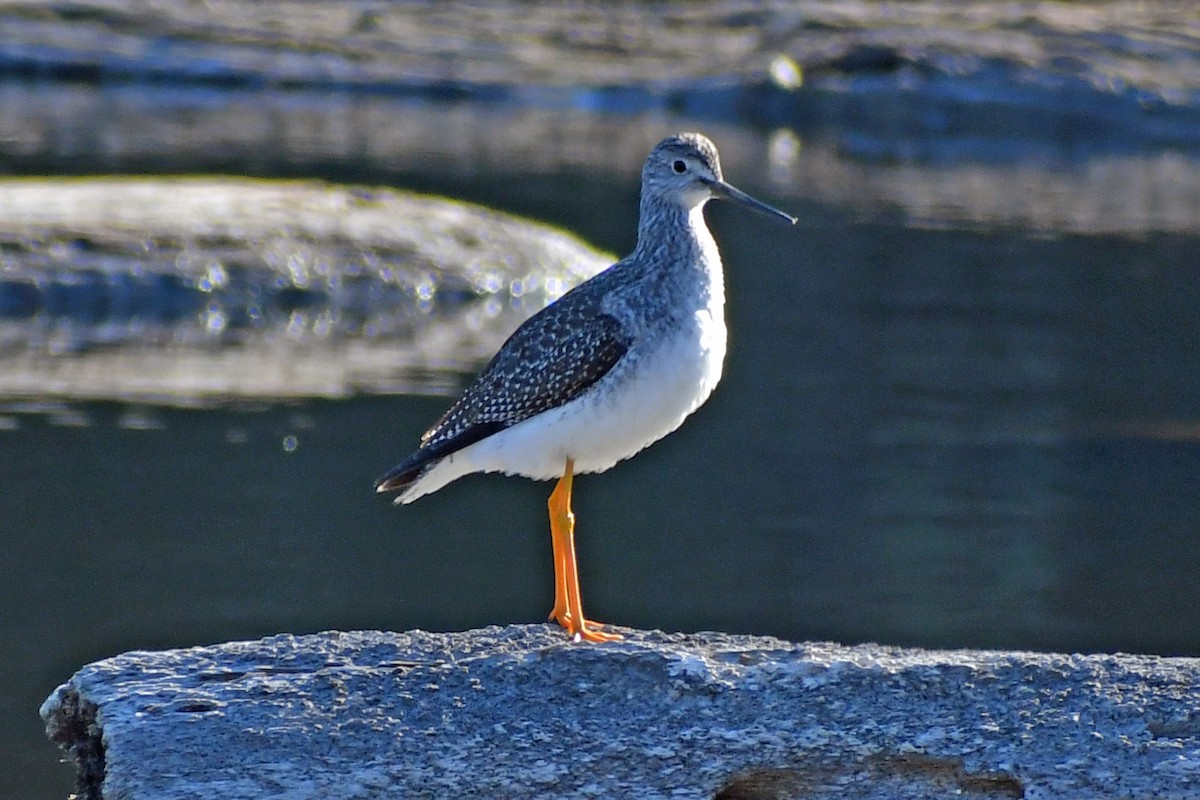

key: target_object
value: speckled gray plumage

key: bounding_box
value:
[375,285,632,491]
[376,133,769,496]
[425,301,630,448]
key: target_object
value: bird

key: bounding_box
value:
[376,132,796,642]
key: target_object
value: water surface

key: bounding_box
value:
[9,195,1200,795]
[5,12,1200,792]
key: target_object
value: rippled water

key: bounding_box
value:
[7,18,1200,794]
[11,195,1200,797]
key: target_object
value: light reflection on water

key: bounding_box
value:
[5,121,1200,800]
[5,211,1198,655]
[8,227,1200,799]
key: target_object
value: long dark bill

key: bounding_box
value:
[706,178,797,225]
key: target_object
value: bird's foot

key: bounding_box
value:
[549,609,622,642]
[570,621,623,643]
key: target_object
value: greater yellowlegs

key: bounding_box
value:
[377,132,796,641]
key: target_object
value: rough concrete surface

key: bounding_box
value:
[41,625,1200,799]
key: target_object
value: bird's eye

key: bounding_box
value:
[672,160,687,174]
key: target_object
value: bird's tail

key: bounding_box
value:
[376,422,505,504]
[374,452,437,503]
[375,465,420,495]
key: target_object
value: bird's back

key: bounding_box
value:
[375,261,636,496]
[374,130,789,504]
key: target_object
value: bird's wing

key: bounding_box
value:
[423,303,630,448]
[376,299,630,491]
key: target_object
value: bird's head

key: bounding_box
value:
[642,133,796,224]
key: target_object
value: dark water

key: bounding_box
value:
[8,193,1200,795]
[3,8,1199,798]
[5,50,1200,797]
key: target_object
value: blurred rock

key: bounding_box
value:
[0,178,611,403]
[2,1,1197,116]
[41,625,1200,799]
[2,2,1200,239]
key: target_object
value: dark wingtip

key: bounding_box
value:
[375,450,430,496]
[375,465,417,495]
[374,422,504,499]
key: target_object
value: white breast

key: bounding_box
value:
[401,319,723,501]
[399,204,728,502]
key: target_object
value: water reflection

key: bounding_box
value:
[4,81,1200,236]
[4,216,1196,658]
[5,77,1200,800]
[9,220,1200,800]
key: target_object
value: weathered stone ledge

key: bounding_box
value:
[41,625,1200,799]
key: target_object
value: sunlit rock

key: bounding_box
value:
[0,178,611,403]
[42,625,1200,800]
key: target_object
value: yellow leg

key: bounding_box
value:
[548,476,570,625]
[546,458,621,642]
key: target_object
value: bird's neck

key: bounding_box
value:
[633,198,721,278]
[630,197,724,324]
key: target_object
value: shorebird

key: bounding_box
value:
[377,132,795,642]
